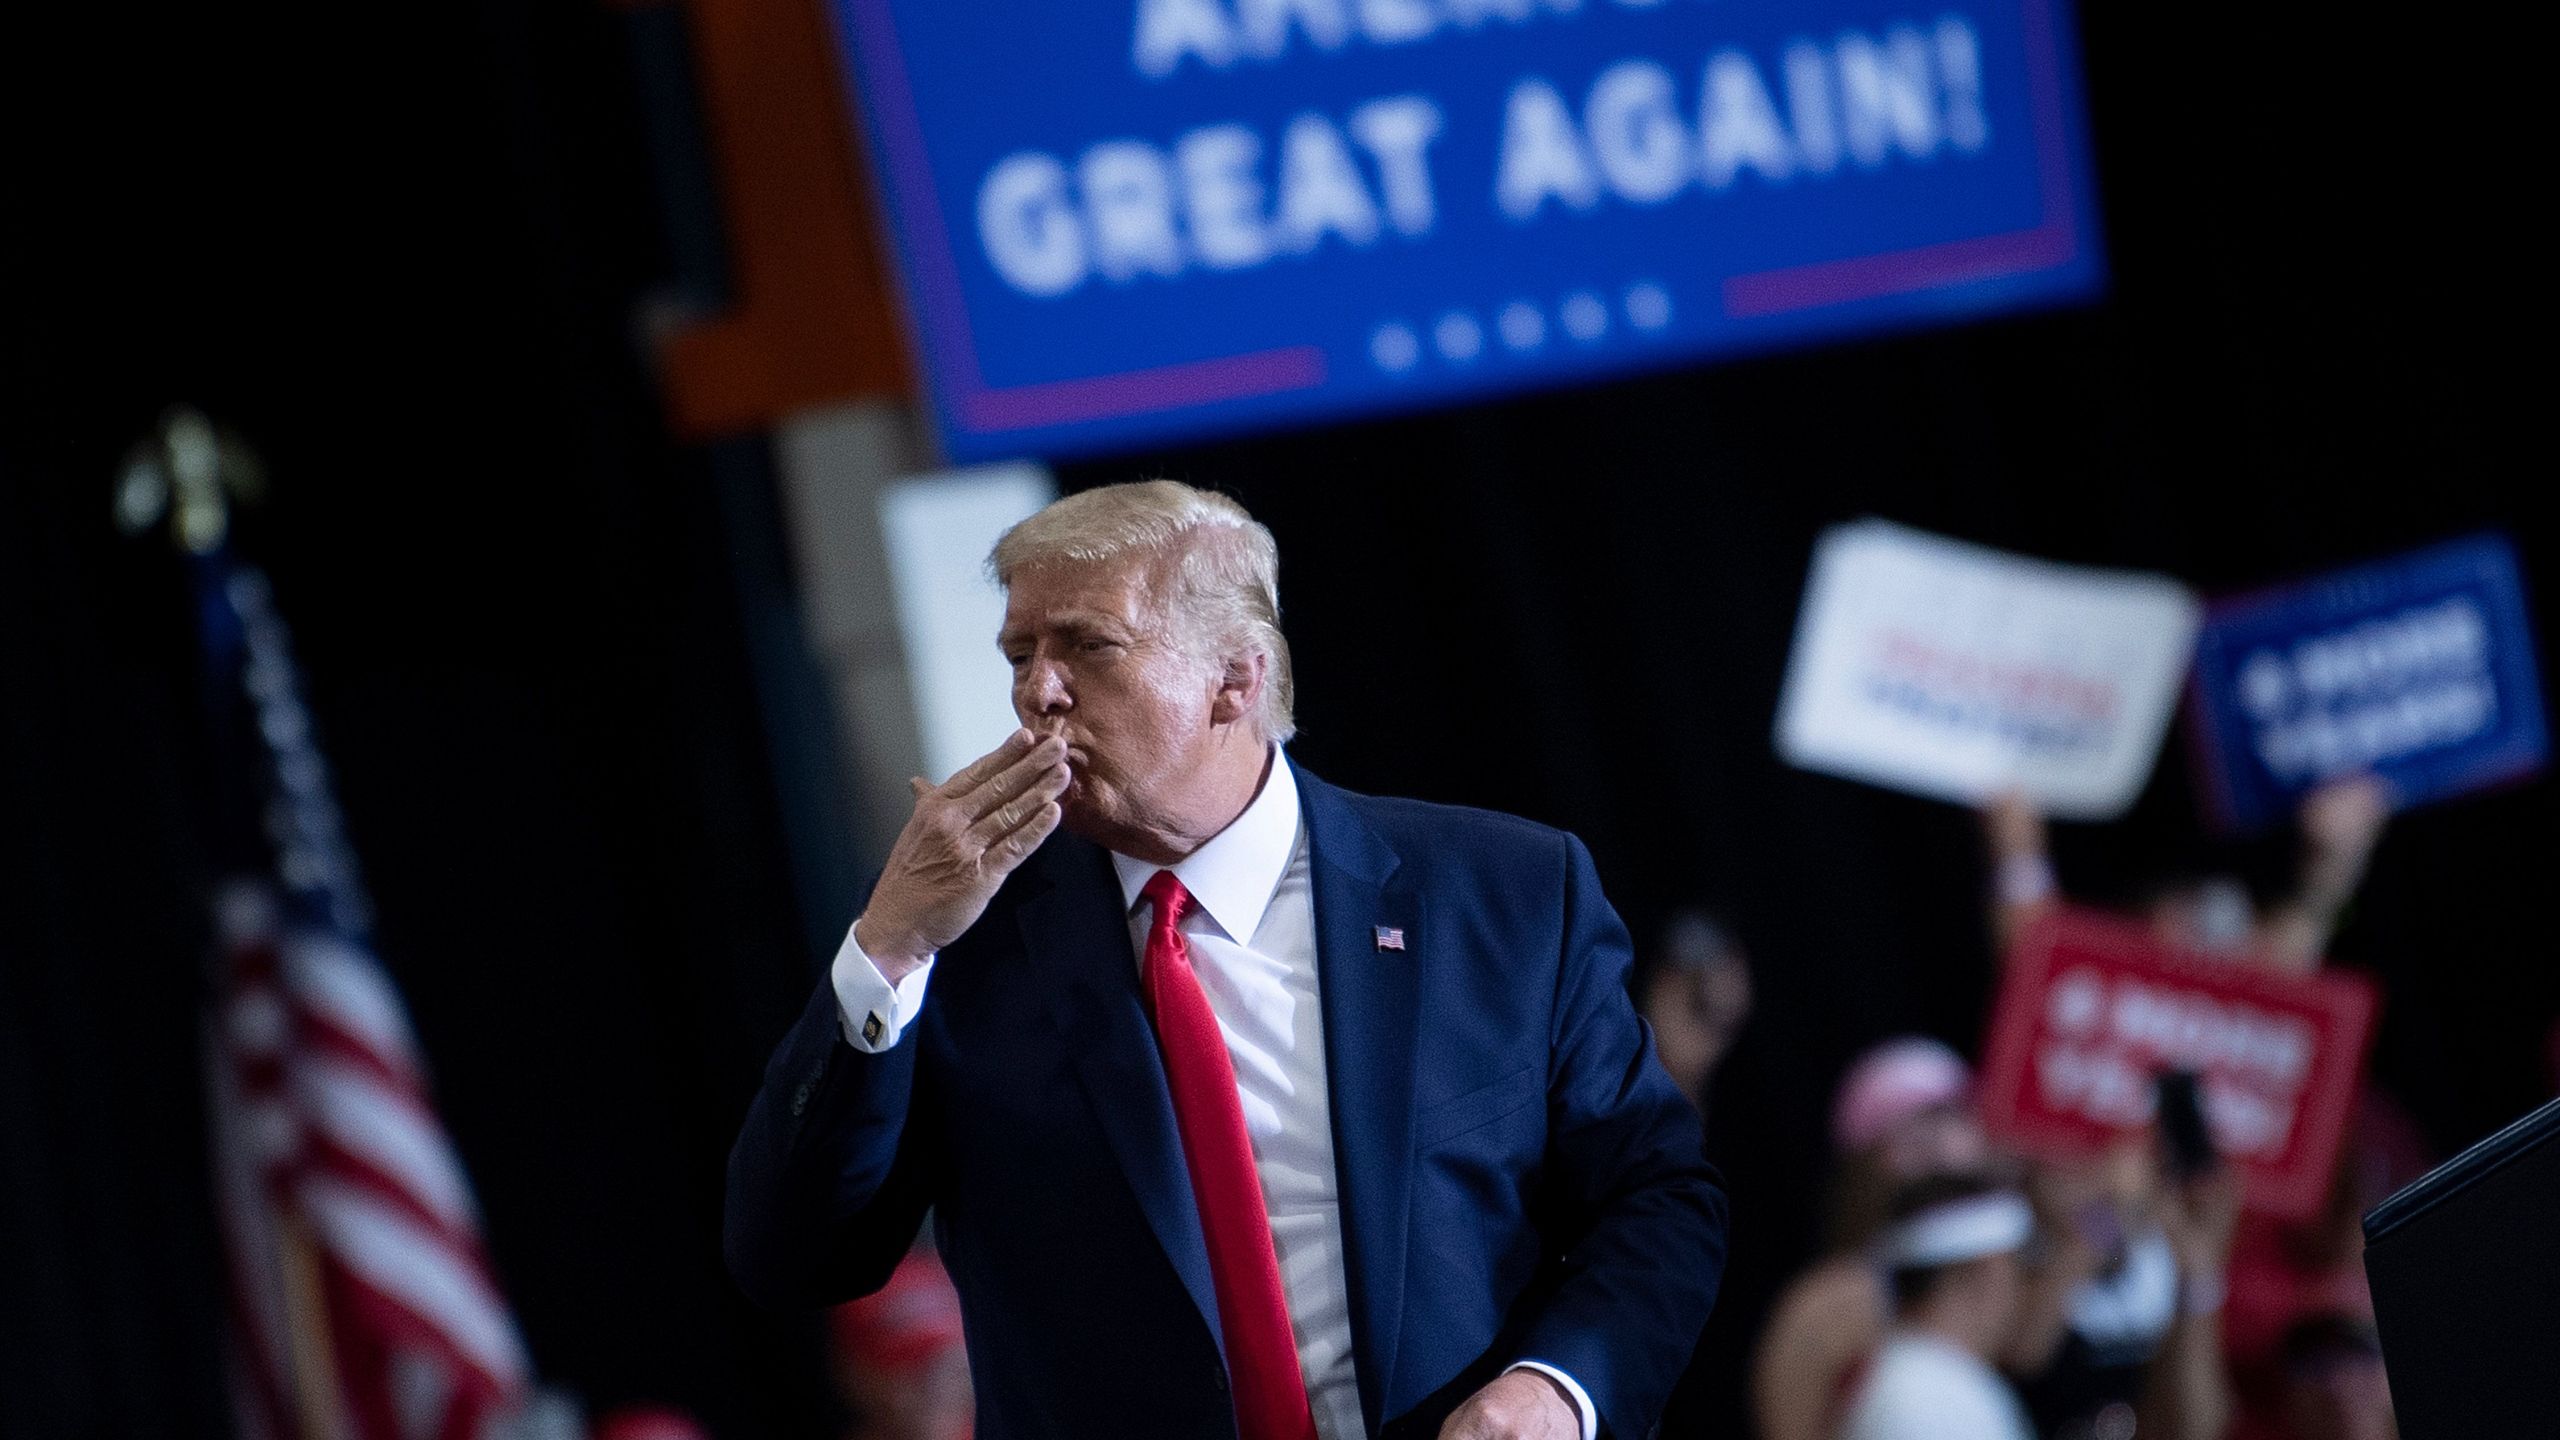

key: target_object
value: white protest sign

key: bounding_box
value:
[1775,519,2201,819]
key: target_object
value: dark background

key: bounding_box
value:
[4,3,2547,1436]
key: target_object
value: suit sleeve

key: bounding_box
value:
[1512,834,1730,1439]
[723,924,941,1310]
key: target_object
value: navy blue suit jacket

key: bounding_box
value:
[726,769,1727,1439]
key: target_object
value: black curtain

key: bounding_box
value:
[6,2,2551,1438]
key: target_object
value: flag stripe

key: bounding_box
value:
[292,1056,479,1230]
[300,1175,530,1387]
[286,933,423,1067]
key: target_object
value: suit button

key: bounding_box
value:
[790,1082,812,1116]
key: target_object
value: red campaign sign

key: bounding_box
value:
[1978,908,2379,1219]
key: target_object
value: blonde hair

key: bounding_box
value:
[990,480,1296,743]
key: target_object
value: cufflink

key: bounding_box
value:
[862,1011,885,1045]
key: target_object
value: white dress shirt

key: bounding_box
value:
[831,749,1596,1440]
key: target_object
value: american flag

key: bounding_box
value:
[198,555,533,1440]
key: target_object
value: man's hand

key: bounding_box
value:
[855,729,1069,981]
[1437,1370,1580,1440]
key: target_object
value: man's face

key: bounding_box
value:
[998,555,1221,844]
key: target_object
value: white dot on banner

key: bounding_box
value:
[1561,291,1610,341]
[1434,312,1484,362]
[1497,302,1546,351]
[1624,281,1673,331]
[1370,322,1420,373]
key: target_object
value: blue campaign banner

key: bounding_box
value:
[827,0,2106,460]
[2189,535,2549,833]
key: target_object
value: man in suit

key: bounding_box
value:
[727,481,1727,1440]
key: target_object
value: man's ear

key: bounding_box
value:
[1208,650,1267,728]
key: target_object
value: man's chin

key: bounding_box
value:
[1055,788,1108,841]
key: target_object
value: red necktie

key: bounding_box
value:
[1139,870,1317,1440]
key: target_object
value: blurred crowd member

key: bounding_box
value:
[2143,1165,2244,1440]
[1980,776,2391,971]
[1980,777,2403,1440]
[1639,909,1755,1123]
[1822,1039,1996,1248]
[1756,1039,2244,1440]
[1836,1173,2038,1440]
[830,1250,972,1440]
[591,1407,714,1440]
[1998,1144,2160,1429]
[2220,1097,2426,1440]
[2004,1137,2243,1440]
[2271,1313,2394,1440]
[1752,1038,1987,1440]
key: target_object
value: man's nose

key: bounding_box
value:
[1015,660,1070,717]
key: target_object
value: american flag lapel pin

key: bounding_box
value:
[1373,925,1406,952]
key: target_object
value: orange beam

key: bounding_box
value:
[652,0,913,439]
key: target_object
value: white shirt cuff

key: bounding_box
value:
[830,922,935,1053]
[1504,1361,1597,1440]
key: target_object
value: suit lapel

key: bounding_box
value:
[1301,773,1422,1436]
[1026,836,1225,1355]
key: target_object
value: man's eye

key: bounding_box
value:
[1080,639,1119,654]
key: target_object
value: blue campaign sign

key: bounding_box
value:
[827,0,2105,459]
[2189,535,2549,833]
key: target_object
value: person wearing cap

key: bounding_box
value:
[1751,1037,1989,1440]
[726,482,1726,1440]
[831,1249,973,1440]
[1836,1173,2038,1440]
